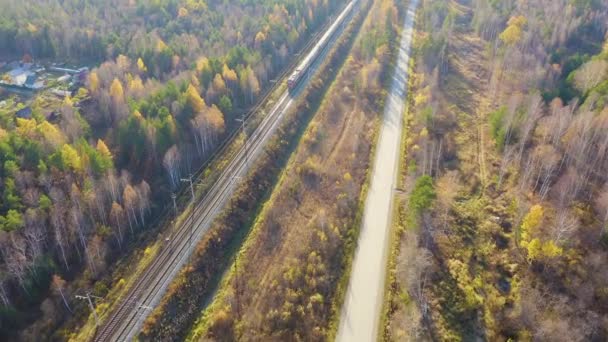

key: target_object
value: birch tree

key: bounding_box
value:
[51,275,72,312]
[163,145,181,189]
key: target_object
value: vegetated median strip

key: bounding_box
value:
[377,9,419,340]
[378,37,417,342]
[137,2,367,340]
[337,0,419,341]
[69,6,351,341]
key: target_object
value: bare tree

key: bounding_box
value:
[50,188,70,270]
[23,209,46,263]
[551,209,578,244]
[573,59,608,93]
[516,94,543,163]
[0,274,11,307]
[105,171,120,203]
[136,181,151,226]
[594,184,608,237]
[3,234,29,290]
[397,231,432,321]
[123,185,139,234]
[51,275,72,312]
[163,145,181,189]
[87,235,106,276]
[110,202,125,248]
[85,181,107,227]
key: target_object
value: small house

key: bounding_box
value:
[8,67,29,85]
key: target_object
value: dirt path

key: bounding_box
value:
[449,0,491,192]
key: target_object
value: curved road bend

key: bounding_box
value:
[336,0,419,341]
[93,1,360,341]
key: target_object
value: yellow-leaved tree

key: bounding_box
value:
[520,205,563,261]
[520,204,543,243]
[196,57,209,73]
[499,15,527,46]
[16,118,37,138]
[254,31,267,49]
[222,64,238,89]
[97,139,112,160]
[60,144,82,172]
[129,76,145,95]
[137,58,148,73]
[212,74,226,94]
[38,121,65,148]
[89,71,99,93]
[132,110,145,122]
[156,38,168,52]
[178,7,189,17]
[186,84,206,115]
[206,105,225,134]
[110,78,124,103]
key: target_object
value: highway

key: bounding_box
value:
[92,2,360,341]
[336,0,419,341]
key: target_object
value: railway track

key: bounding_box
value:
[95,90,291,341]
[92,1,360,340]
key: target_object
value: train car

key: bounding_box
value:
[287,0,357,92]
[287,69,303,90]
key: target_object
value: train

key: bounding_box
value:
[287,0,358,92]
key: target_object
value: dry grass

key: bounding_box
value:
[202,65,376,340]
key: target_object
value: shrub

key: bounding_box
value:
[489,107,507,151]
[410,175,436,214]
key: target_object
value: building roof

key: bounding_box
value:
[25,74,37,86]
[16,107,32,119]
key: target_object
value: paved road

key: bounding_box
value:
[92,2,360,341]
[336,1,419,341]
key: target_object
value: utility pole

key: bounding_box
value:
[168,192,177,249]
[181,174,194,200]
[75,293,100,327]
[236,114,249,167]
[180,175,195,251]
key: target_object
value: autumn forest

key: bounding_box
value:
[2,0,608,341]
